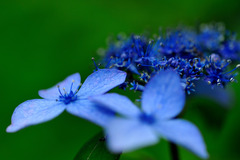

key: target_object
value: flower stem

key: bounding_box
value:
[170,142,179,160]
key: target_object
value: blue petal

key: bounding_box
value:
[66,99,115,127]
[106,118,159,153]
[6,99,66,132]
[38,73,81,100]
[78,69,126,98]
[142,70,185,119]
[193,80,233,107]
[154,119,208,159]
[90,93,141,118]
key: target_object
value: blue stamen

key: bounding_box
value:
[57,85,64,97]
[70,81,74,92]
[105,56,113,68]
[224,64,240,75]
[92,57,99,71]
[57,81,79,105]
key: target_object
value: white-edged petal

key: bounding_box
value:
[90,93,141,118]
[66,99,115,127]
[142,70,185,119]
[78,69,126,98]
[7,99,66,132]
[106,118,159,153]
[154,119,208,159]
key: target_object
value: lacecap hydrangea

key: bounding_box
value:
[98,23,240,95]
[7,23,240,160]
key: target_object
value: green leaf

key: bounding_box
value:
[74,132,121,160]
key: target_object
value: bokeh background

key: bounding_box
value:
[1,0,240,159]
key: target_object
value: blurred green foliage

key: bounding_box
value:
[74,132,120,160]
[1,0,240,159]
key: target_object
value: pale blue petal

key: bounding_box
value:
[6,99,66,133]
[38,73,81,100]
[66,99,115,127]
[106,118,159,153]
[154,119,208,159]
[142,70,185,119]
[90,93,141,118]
[193,80,233,107]
[78,69,126,98]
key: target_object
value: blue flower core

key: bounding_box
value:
[57,82,78,105]
[139,113,155,124]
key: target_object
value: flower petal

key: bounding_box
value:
[154,119,208,159]
[6,99,66,133]
[90,93,141,118]
[106,118,159,153]
[38,73,81,100]
[193,80,233,107]
[66,99,115,127]
[142,70,185,119]
[78,69,126,98]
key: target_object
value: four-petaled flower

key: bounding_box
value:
[7,69,126,132]
[91,70,208,159]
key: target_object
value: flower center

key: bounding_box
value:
[139,113,155,124]
[57,80,80,105]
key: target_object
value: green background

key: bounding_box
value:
[1,0,240,159]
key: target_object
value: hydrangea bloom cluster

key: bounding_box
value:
[100,23,240,94]
[8,23,240,160]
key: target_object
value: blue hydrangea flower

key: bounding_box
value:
[7,69,126,133]
[219,40,240,60]
[91,70,208,159]
[197,24,225,52]
[100,23,240,98]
